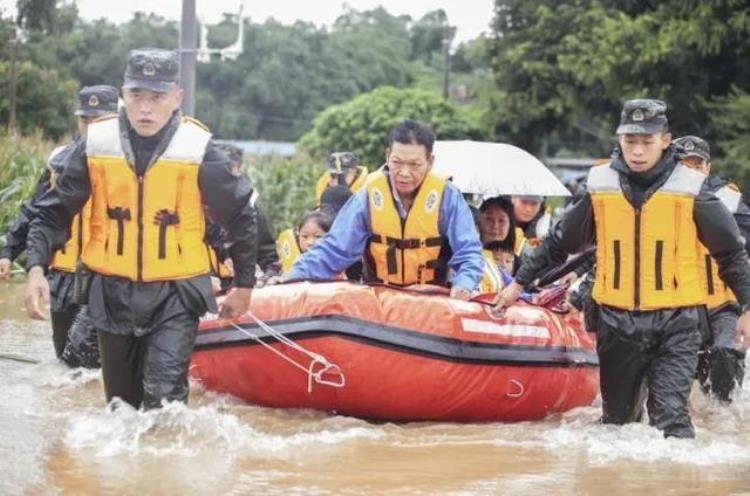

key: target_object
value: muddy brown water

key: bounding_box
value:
[0,280,749,495]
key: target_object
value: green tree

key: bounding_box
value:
[196,8,417,140]
[247,156,325,233]
[0,59,77,139]
[409,9,455,66]
[487,0,750,157]
[298,86,484,167]
[62,13,179,87]
[708,87,750,190]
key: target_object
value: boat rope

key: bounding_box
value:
[0,352,40,364]
[230,312,345,393]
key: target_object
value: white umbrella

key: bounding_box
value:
[431,140,571,197]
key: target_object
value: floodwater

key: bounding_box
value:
[1,280,749,495]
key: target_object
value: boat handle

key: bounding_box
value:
[506,379,525,398]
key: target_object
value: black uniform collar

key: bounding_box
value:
[610,145,680,208]
[610,145,678,186]
[120,109,182,175]
[704,174,727,192]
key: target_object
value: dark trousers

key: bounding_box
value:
[97,310,198,410]
[50,305,80,358]
[697,305,746,402]
[597,309,702,439]
[61,306,100,369]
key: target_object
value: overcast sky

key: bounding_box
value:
[0,0,494,42]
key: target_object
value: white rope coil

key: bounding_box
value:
[230,311,346,393]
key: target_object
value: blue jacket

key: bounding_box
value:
[289,173,484,291]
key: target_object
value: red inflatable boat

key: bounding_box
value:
[190,281,599,422]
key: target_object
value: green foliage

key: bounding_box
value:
[298,86,485,167]
[16,0,77,34]
[487,0,750,158]
[409,9,454,65]
[246,156,326,234]
[708,87,750,190]
[1,3,491,142]
[60,13,179,87]
[0,60,78,139]
[196,9,417,140]
[0,132,52,235]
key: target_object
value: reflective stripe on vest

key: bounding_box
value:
[698,184,741,309]
[277,228,301,274]
[314,166,369,203]
[588,162,706,310]
[366,171,446,286]
[478,249,504,294]
[82,116,213,282]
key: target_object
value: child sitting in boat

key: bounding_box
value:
[278,211,334,275]
[484,240,517,278]
[297,211,333,254]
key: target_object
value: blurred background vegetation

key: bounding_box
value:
[1,0,750,234]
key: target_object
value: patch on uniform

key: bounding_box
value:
[88,95,100,107]
[48,167,59,190]
[631,109,644,122]
[282,240,291,258]
[371,188,384,211]
[424,189,439,213]
[683,141,695,151]
[142,62,156,77]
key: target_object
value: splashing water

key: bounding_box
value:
[2,297,750,495]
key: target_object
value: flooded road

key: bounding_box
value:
[1,280,749,495]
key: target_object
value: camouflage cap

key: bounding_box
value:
[215,142,244,165]
[123,48,179,93]
[75,85,119,117]
[674,135,711,161]
[319,185,353,217]
[327,151,359,173]
[616,99,669,135]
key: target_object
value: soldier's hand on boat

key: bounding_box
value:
[0,258,11,279]
[735,310,750,351]
[25,266,50,320]
[554,272,578,286]
[219,287,253,320]
[263,275,284,286]
[450,286,472,301]
[491,282,523,318]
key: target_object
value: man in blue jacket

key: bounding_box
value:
[288,120,484,299]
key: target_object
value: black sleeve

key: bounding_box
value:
[574,250,596,277]
[0,168,52,261]
[733,198,750,254]
[515,191,596,286]
[198,142,257,288]
[26,140,91,270]
[694,185,750,307]
[568,270,594,311]
[255,200,279,271]
[204,218,230,263]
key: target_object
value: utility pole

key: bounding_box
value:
[180,0,198,116]
[7,31,18,136]
[442,28,452,100]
